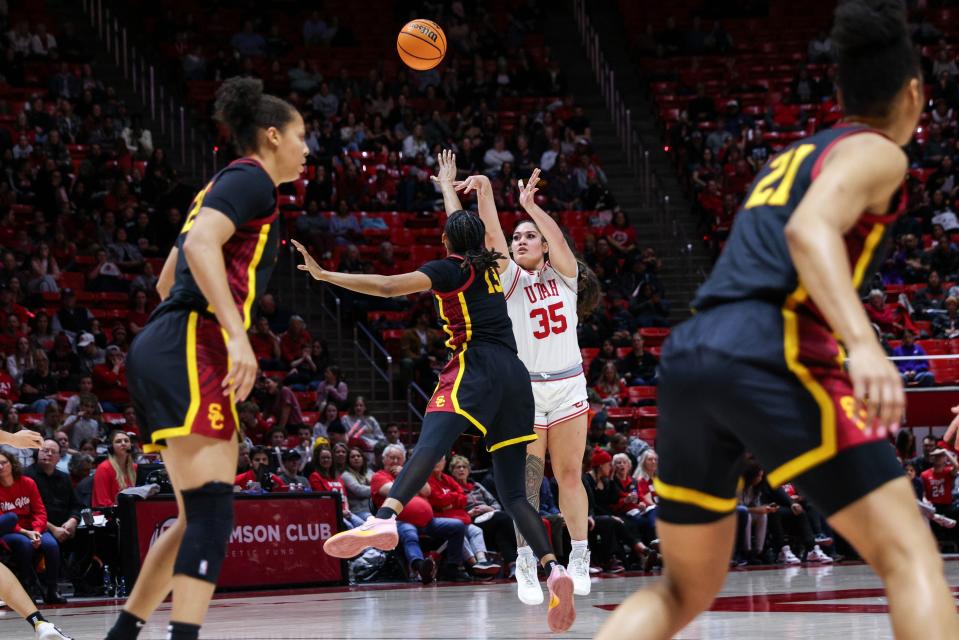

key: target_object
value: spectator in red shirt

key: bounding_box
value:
[0,366,18,408]
[633,449,659,507]
[307,445,362,527]
[126,289,152,336]
[249,316,284,371]
[92,346,128,412]
[610,453,656,545]
[234,446,288,493]
[279,315,312,365]
[372,241,403,276]
[0,448,66,603]
[237,401,271,445]
[371,444,469,582]
[593,361,626,407]
[91,430,137,508]
[428,458,500,576]
[921,447,959,528]
[865,289,905,337]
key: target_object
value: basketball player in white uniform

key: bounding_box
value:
[457,167,598,605]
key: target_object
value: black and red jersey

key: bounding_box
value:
[417,255,517,355]
[694,123,906,315]
[155,158,279,329]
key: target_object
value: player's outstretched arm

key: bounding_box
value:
[292,239,432,297]
[0,430,42,449]
[784,133,908,432]
[430,150,464,215]
[455,174,509,273]
[517,169,577,279]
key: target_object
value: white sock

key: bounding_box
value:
[570,539,588,557]
[517,546,534,559]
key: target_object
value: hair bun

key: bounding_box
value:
[833,0,909,56]
[214,77,264,134]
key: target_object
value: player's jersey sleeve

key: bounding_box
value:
[501,259,521,299]
[417,258,465,294]
[202,164,276,228]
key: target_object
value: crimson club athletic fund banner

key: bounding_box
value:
[119,492,345,589]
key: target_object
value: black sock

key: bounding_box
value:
[543,559,559,573]
[106,610,146,640]
[375,506,398,520]
[167,621,200,640]
[25,611,46,630]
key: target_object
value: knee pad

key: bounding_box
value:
[173,482,234,584]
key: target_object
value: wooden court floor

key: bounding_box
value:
[2,560,957,639]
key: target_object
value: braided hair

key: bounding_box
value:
[444,210,505,274]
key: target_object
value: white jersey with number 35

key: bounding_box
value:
[501,259,581,373]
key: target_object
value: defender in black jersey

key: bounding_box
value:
[106,78,308,640]
[598,3,959,640]
[299,151,576,633]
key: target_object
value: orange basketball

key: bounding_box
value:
[396,19,446,71]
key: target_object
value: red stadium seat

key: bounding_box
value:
[639,327,670,346]
[631,428,657,445]
[626,386,657,406]
[637,406,659,429]
[917,340,947,355]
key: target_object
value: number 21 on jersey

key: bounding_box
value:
[744,144,815,209]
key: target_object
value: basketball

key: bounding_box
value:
[396,19,446,70]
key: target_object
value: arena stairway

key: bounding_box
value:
[547,1,713,320]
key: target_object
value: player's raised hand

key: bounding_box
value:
[454,174,491,196]
[517,168,541,210]
[291,239,327,281]
[847,342,905,437]
[944,405,959,447]
[429,149,457,185]
[8,429,42,449]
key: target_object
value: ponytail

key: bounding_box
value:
[576,260,602,317]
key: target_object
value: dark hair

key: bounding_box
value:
[214,77,297,155]
[444,210,505,274]
[512,219,601,317]
[312,445,334,479]
[0,448,22,479]
[832,0,919,118]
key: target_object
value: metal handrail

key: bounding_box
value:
[574,0,704,277]
[80,0,215,182]
[405,382,431,443]
[353,323,395,421]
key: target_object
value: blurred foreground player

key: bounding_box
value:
[598,2,959,639]
[104,77,307,640]
[0,429,72,640]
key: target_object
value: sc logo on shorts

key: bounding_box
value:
[208,403,225,430]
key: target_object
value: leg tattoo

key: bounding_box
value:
[516,454,545,548]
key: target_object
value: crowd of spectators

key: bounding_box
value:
[132,0,673,349]
[637,4,959,386]
[0,0,680,596]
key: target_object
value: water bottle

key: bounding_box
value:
[117,575,127,598]
[103,565,114,597]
